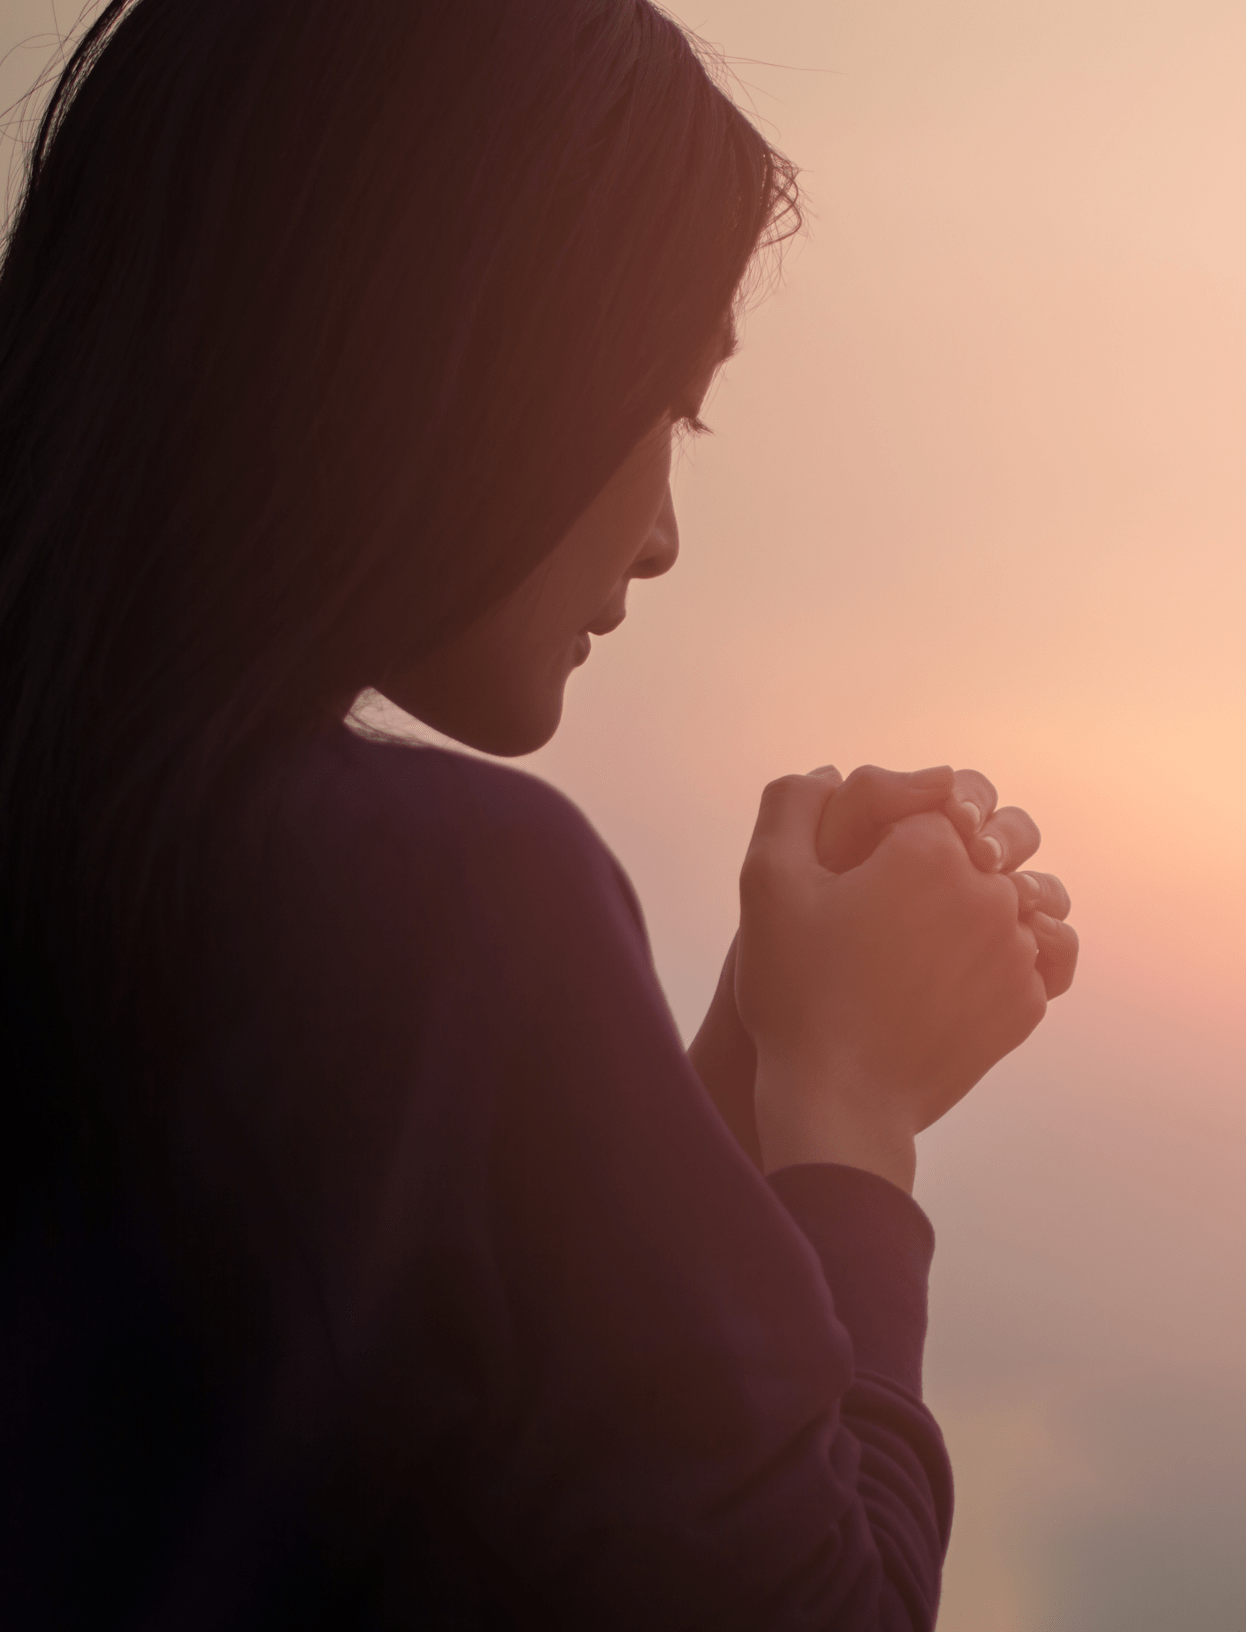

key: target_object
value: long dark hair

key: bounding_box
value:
[0,0,798,1238]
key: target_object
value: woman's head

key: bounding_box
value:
[2,0,795,702]
[384,336,730,754]
[0,0,798,1213]
[0,0,797,802]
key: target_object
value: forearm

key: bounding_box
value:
[689,973,923,1192]
[686,937,762,1167]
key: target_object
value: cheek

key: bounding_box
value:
[492,602,583,715]
[493,636,580,753]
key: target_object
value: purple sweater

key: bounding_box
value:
[3,728,952,1628]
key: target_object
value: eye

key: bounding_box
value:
[673,405,710,437]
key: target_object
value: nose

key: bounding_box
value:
[628,485,679,581]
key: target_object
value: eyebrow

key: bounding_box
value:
[716,313,739,365]
[668,314,738,424]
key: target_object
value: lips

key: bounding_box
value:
[584,611,626,637]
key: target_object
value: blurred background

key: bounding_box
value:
[5,2,1245,1626]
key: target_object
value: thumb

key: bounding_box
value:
[1031,911,1079,999]
[805,763,845,790]
[817,764,955,872]
[746,771,840,874]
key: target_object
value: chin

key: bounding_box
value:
[454,689,565,758]
[376,670,568,759]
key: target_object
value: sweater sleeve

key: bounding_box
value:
[356,747,954,1630]
[205,736,954,1631]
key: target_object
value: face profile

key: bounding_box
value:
[377,329,727,754]
[382,402,704,755]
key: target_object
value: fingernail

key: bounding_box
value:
[961,801,981,828]
[980,835,1003,867]
[1017,870,1040,900]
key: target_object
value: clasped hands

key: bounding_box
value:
[687,765,1078,1193]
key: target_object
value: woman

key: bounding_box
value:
[0,1,1076,1626]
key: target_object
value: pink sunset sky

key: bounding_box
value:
[537,6,1246,1623]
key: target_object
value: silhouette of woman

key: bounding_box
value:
[0,2,1076,1626]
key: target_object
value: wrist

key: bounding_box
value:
[754,1050,918,1193]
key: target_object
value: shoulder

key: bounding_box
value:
[203,726,662,1146]
[243,724,645,951]
[342,728,608,859]
[311,724,623,873]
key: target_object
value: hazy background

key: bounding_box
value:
[5,2,1245,1626]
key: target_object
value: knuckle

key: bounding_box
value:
[998,922,1037,985]
[739,843,789,903]
[957,767,998,804]
[844,764,883,789]
[739,847,773,892]
[1006,931,1049,1014]
[1017,813,1042,849]
[839,765,883,810]
[988,874,1021,924]
[1023,977,1049,1029]
[806,762,842,784]
[1052,927,1080,990]
[974,886,1019,947]
[738,868,769,915]
[1047,965,1075,998]
[1062,922,1080,955]
[1036,913,1079,959]
[761,773,808,804]
[1028,872,1069,916]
